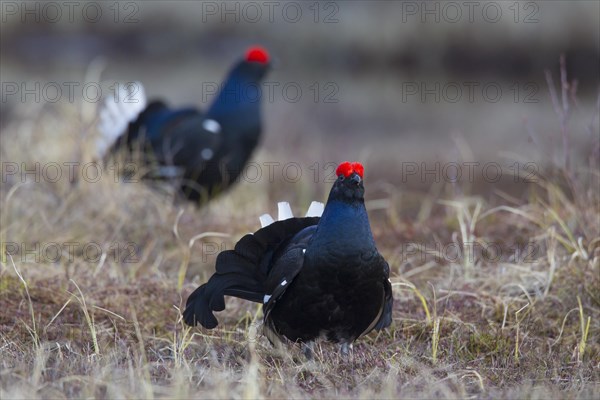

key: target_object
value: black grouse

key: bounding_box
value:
[183,161,393,355]
[97,46,271,203]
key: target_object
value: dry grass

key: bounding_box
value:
[1,81,599,399]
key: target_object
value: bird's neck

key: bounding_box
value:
[308,199,376,258]
[206,72,262,137]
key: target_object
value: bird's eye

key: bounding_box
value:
[339,175,345,181]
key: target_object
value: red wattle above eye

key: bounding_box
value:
[351,162,364,178]
[246,47,269,64]
[336,161,364,178]
[336,162,353,178]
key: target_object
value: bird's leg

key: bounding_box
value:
[340,343,353,358]
[303,342,314,360]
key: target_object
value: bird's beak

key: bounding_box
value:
[269,56,279,69]
[350,174,362,185]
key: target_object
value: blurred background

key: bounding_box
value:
[2,3,599,397]
[1,1,599,197]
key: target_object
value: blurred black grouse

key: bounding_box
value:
[97,46,271,202]
[183,162,393,354]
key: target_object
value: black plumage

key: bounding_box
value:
[183,161,393,351]
[107,47,271,203]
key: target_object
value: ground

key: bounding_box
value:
[1,81,599,399]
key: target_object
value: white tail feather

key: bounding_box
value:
[146,165,184,179]
[277,202,294,221]
[96,81,147,157]
[259,214,275,228]
[305,201,324,217]
[258,201,324,227]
